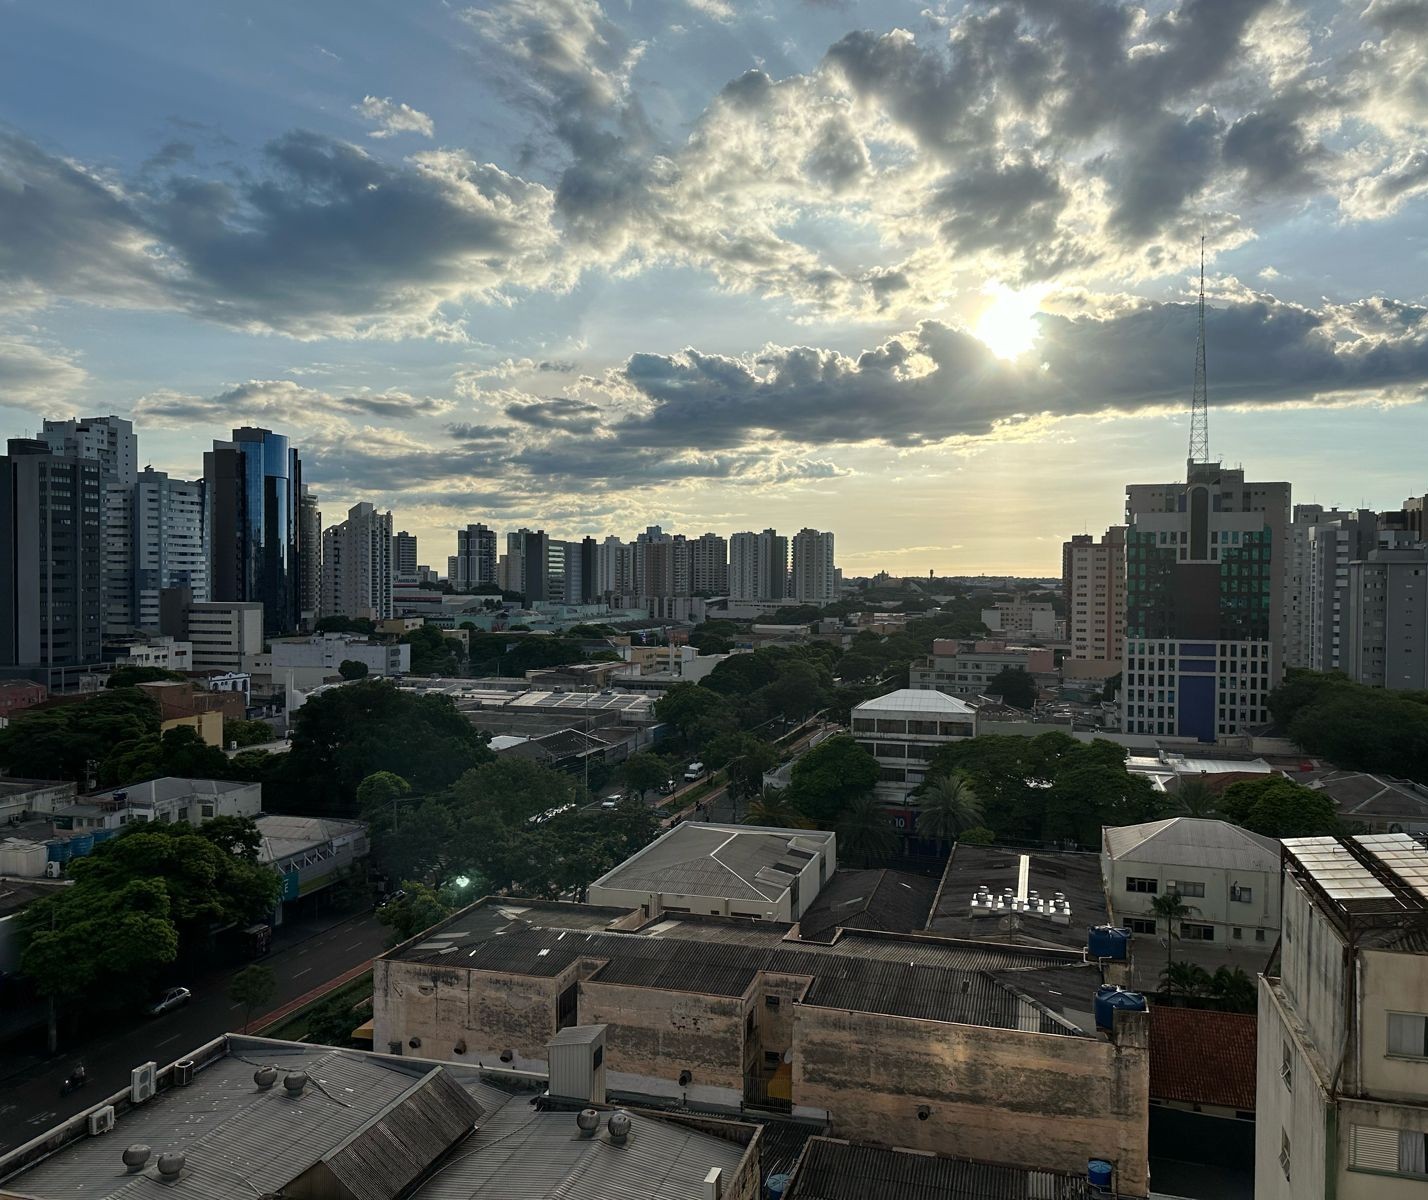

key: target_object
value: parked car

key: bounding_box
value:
[657,779,677,795]
[600,792,624,810]
[148,986,192,1016]
[683,762,705,782]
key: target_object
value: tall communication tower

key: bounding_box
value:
[1188,236,1210,464]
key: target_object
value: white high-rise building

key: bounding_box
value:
[791,527,836,605]
[100,469,208,639]
[448,523,497,588]
[597,536,632,597]
[1284,506,1379,671]
[1063,527,1126,665]
[729,529,788,602]
[41,415,137,486]
[321,502,393,621]
[691,533,728,595]
[1345,545,1428,691]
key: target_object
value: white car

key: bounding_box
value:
[148,986,192,1016]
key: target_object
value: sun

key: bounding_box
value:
[974,282,1044,359]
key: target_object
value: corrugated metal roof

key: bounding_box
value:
[853,689,976,715]
[797,869,938,942]
[785,1137,1094,1200]
[1102,817,1278,872]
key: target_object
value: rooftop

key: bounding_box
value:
[926,844,1108,952]
[389,897,1100,1035]
[0,1037,751,1200]
[1102,818,1279,873]
[1300,769,1428,824]
[1282,833,1428,938]
[853,688,976,715]
[784,1136,1094,1200]
[254,814,367,864]
[90,777,255,806]
[0,876,69,919]
[796,868,937,943]
[589,823,835,906]
[1149,1006,1257,1112]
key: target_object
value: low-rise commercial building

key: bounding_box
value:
[1297,768,1428,835]
[0,679,46,718]
[373,899,1152,1194]
[269,633,410,686]
[909,638,1055,701]
[1102,817,1280,950]
[981,595,1062,640]
[123,637,193,671]
[587,823,836,922]
[181,599,265,673]
[255,813,368,923]
[850,688,976,818]
[1257,833,1428,1200]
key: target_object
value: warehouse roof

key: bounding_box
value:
[588,823,835,905]
[0,1038,751,1200]
[255,814,367,865]
[797,869,937,942]
[389,898,1098,1035]
[784,1137,1094,1199]
[853,688,976,715]
[1102,817,1278,873]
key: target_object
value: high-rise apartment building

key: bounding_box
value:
[1122,463,1290,739]
[0,439,104,668]
[204,427,303,634]
[690,532,728,595]
[791,527,836,605]
[729,529,788,602]
[448,524,497,589]
[579,536,599,603]
[597,536,632,597]
[1344,546,1428,691]
[503,528,548,601]
[392,530,418,578]
[1379,493,1426,540]
[1283,507,1379,672]
[41,415,137,486]
[107,469,208,635]
[1063,527,1126,664]
[321,502,393,621]
[633,527,687,599]
[298,486,321,628]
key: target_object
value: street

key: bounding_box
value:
[0,908,388,1154]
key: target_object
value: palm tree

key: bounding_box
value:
[917,774,984,847]
[744,787,811,830]
[835,792,897,867]
[1167,776,1220,818]
[1160,960,1212,1000]
[1208,966,1257,1013]
[1148,891,1198,973]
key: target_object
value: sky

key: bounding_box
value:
[1,0,1426,577]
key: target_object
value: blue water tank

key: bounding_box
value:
[69,833,95,857]
[1095,985,1148,1031]
[765,1173,791,1198]
[47,840,72,863]
[1088,1159,1114,1190]
[1087,925,1132,961]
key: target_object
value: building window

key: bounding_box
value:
[1177,881,1206,898]
[1255,928,1266,942]
[1125,877,1158,894]
[1127,917,1157,935]
[1280,1130,1291,1181]
[1180,922,1215,941]
[1231,884,1253,903]
[201,803,215,819]
[1232,927,1242,940]
[1351,1125,1428,1177]
[1281,1043,1293,1092]
[1388,1013,1428,1058]
[765,995,781,1009]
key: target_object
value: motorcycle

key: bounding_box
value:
[59,1065,87,1097]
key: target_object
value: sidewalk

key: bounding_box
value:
[244,960,373,1035]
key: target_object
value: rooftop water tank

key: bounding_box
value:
[1095,984,1147,1032]
[1087,925,1132,961]
[1088,1159,1113,1191]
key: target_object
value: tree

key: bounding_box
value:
[356,771,413,824]
[229,964,277,1033]
[0,688,159,782]
[1149,892,1198,974]
[99,724,233,786]
[106,665,186,689]
[226,718,277,749]
[788,736,880,828]
[835,793,897,867]
[917,774,983,845]
[1207,966,1257,1013]
[622,752,668,800]
[377,882,453,943]
[306,992,367,1047]
[744,788,812,829]
[653,684,735,742]
[1165,776,1221,819]
[1159,959,1212,1000]
[1220,776,1340,838]
[755,660,830,723]
[958,826,996,845]
[314,615,375,635]
[988,666,1038,709]
[199,815,263,859]
[339,659,369,681]
[402,624,463,675]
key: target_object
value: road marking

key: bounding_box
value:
[343,942,363,951]
[293,967,313,978]
[230,1002,244,1010]
[156,1034,180,1047]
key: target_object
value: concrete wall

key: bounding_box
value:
[1338,1096,1428,1199]
[586,881,793,922]
[792,1005,1151,1197]
[1104,854,1279,943]
[1359,948,1428,1102]
[1279,879,1348,1072]
[1256,978,1330,1200]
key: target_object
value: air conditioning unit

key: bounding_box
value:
[87,1106,115,1136]
[130,1061,157,1104]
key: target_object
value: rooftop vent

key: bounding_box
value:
[253,1066,278,1090]
[122,1145,151,1172]
[156,1151,186,1180]
[607,1110,632,1145]
[576,1109,600,1138]
[282,1071,309,1095]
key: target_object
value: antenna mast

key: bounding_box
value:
[1188,235,1210,463]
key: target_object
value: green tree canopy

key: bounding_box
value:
[621,752,668,798]
[744,787,811,829]
[788,735,879,828]
[99,724,234,787]
[988,666,1038,709]
[226,718,278,748]
[1220,775,1341,838]
[0,688,160,782]
[835,792,897,867]
[338,659,370,681]
[229,964,276,1031]
[402,624,462,675]
[653,684,736,742]
[917,774,983,845]
[377,882,453,943]
[106,665,187,689]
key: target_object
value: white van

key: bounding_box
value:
[683,762,705,782]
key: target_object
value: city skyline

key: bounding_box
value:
[3,0,1427,574]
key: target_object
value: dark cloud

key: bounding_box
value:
[504,396,604,432]
[929,154,1069,259]
[133,380,452,424]
[446,422,510,441]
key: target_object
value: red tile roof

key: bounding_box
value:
[1149,1005,1257,1111]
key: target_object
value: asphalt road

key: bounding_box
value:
[0,908,388,1154]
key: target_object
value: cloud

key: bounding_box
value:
[0,339,87,407]
[354,96,435,140]
[132,379,453,425]
[504,396,603,432]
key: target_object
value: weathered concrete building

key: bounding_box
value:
[1257,833,1428,1200]
[374,898,1152,1195]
